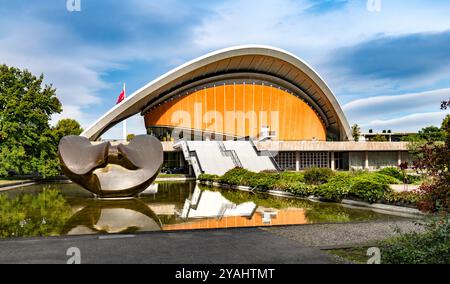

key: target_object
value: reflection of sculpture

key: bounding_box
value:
[58,135,163,198]
[62,199,162,235]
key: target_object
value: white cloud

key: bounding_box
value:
[343,88,450,118]
[193,0,450,54]
[362,111,447,132]
[193,0,450,95]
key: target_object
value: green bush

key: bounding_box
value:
[219,168,278,191]
[381,217,450,264]
[406,174,422,185]
[377,167,404,180]
[360,173,401,185]
[383,191,423,207]
[315,173,353,201]
[349,175,392,203]
[279,171,305,183]
[277,181,314,197]
[304,168,335,185]
[245,172,279,191]
[219,168,252,185]
[198,174,219,182]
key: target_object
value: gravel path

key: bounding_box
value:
[263,220,425,248]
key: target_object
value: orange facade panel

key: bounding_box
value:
[145,84,326,141]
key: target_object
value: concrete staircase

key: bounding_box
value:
[175,140,277,177]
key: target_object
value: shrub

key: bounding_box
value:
[304,168,335,185]
[245,172,279,191]
[360,173,401,185]
[218,168,278,191]
[382,191,424,207]
[381,217,450,264]
[198,174,219,182]
[377,167,404,180]
[219,168,252,185]
[279,171,305,183]
[315,173,353,201]
[349,176,392,203]
[278,181,314,197]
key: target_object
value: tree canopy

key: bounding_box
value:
[0,65,82,178]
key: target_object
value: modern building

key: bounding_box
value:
[82,45,413,176]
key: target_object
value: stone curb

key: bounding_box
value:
[0,182,38,192]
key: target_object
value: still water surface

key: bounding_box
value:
[0,182,409,238]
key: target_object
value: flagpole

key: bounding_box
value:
[123,83,127,142]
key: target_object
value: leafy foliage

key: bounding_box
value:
[370,134,388,142]
[0,65,82,178]
[411,99,449,212]
[351,124,361,142]
[349,175,392,203]
[315,172,353,201]
[377,167,403,181]
[198,174,220,182]
[0,65,62,177]
[381,216,450,264]
[304,167,335,185]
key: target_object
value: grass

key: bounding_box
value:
[325,246,375,264]
[156,173,191,178]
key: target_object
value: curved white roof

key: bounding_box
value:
[81,45,352,141]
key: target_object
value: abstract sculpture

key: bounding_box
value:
[58,135,163,198]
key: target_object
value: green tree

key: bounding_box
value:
[52,119,83,142]
[36,119,84,178]
[127,133,136,142]
[0,65,62,177]
[418,126,445,142]
[371,134,388,142]
[351,124,361,142]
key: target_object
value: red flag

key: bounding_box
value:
[116,88,125,104]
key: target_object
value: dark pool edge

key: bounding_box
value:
[198,180,427,218]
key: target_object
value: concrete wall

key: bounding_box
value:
[368,151,398,169]
[349,152,365,170]
[349,151,413,171]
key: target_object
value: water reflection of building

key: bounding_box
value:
[163,185,308,231]
[63,183,310,234]
[179,186,258,220]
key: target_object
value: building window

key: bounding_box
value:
[274,152,296,171]
[299,152,329,169]
[275,151,330,171]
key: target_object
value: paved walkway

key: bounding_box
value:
[0,220,424,264]
[0,228,336,264]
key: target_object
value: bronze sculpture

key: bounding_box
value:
[58,135,163,198]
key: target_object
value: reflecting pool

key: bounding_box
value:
[0,182,412,238]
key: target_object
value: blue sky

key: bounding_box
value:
[0,0,449,138]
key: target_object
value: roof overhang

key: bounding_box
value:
[81,45,352,141]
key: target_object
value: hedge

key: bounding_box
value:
[200,168,424,207]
